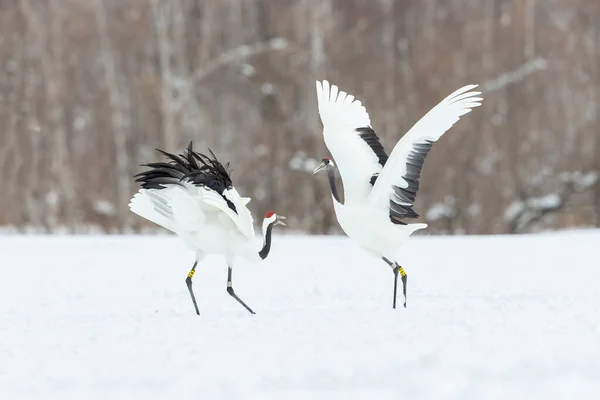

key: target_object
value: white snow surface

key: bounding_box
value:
[1,231,600,399]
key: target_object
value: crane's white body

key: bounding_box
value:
[129,182,271,265]
[332,201,426,260]
[316,80,482,261]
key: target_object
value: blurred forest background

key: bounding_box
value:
[0,0,599,235]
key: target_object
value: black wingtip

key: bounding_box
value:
[135,143,234,194]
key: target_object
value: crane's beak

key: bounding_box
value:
[275,215,287,226]
[312,161,327,175]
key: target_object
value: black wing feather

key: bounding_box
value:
[356,127,388,186]
[388,139,434,225]
[356,127,389,168]
[134,141,237,213]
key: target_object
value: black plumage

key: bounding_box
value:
[369,173,379,186]
[356,127,389,168]
[135,142,237,213]
[388,139,434,225]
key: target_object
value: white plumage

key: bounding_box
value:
[368,85,483,214]
[129,143,285,315]
[130,184,257,259]
[315,80,380,204]
[313,80,483,308]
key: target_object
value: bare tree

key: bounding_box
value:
[92,0,132,232]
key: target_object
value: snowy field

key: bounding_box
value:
[1,231,599,399]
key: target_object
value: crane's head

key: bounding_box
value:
[264,211,287,227]
[312,157,335,174]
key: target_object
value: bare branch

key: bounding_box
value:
[172,38,290,113]
[505,172,598,233]
[483,57,548,93]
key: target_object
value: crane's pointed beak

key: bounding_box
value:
[312,161,327,175]
[275,215,287,226]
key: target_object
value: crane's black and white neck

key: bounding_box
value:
[312,157,341,203]
[259,211,286,259]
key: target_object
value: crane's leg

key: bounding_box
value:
[394,263,408,309]
[382,257,408,309]
[185,261,200,315]
[226,266,256,314]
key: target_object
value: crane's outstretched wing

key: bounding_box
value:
[133,185,206,233]
[316,80,388,204]
[136,184,253,240]
[367,85,483,224]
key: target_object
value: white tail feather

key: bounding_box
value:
[404,223,428,235]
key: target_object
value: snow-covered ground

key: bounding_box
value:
[1,231,599,399]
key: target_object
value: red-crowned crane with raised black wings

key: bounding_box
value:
[129,142,286,315]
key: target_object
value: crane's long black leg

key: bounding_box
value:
[382,258,407,309]
[394,263,408,308]
[393,267,399,309]
[185,261,200,315]
[226,266,256,315]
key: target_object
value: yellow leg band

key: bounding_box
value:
[187,269,196,279]
[398,267,406,277]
